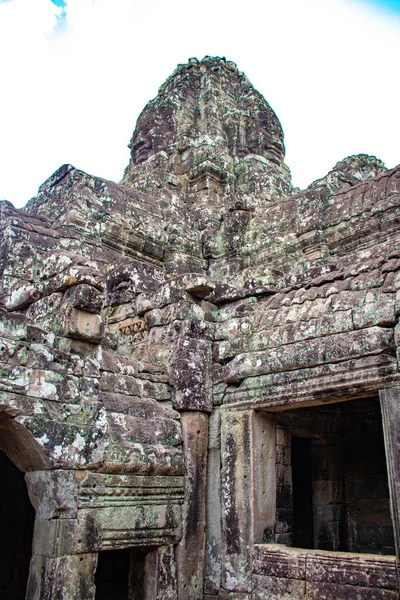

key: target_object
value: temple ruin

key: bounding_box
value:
[0,55,399,599]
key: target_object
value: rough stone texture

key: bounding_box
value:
[253,545,399,599]
[1,56,400,598]
[380,387,400,556]
[204,407,222,594]
[176,412,209,600]
[26,552,97,600]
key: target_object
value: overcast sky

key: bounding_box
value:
[0,0,399,208]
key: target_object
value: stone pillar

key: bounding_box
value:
[252,413,276,544]
[204,407,222,594]
[176,412,209,600]
[274,426,293,546]
[139,545,178,600]
[24,469,97,599]
[26,552,97,600]
[380,386,400,557]
[169,314,212,598]
[220,408,253,594]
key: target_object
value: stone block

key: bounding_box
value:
[253,545,307,580]
[218,592,252,600]
[26,553,97,600]
[352,294,396,329]
[19,415,107,469]
[223,354,398,408]
[26,295,104,342]
[100,391,178,419]
[100,371,141,395]
[219,326,394,383]
[107,412,182,446]
[170,334,212,412]
[64,284,104,313]
[305,581,398,599]
[305,552,398,589]
[0,306,28,340]
[136,286,189,315]
[26,469,79,520]
[7,266,105,311]
[65,308,104,342]
[138,378,171,400]
[0,364,80,402]
[253,574,306,600]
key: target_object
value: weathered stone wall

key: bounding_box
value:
[1,56,399,599]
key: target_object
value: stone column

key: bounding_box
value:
[252,412,276,544]
[204,407,222,594]
[274,426,292,546]
[220,408,253,594]
[24,469,97,599]
[170,316,213,599]
[380,386,400,557]
[139,545,178,600]
[26,551,97,600]
[176,412,209,600]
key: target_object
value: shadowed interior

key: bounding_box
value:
[275,397,395,554]
[0,450,34,600]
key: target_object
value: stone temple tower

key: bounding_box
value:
[0,57,400,599]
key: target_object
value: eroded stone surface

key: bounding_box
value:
[1,56,400,599]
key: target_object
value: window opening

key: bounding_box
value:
[263,396,395,555]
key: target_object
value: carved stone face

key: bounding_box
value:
[130,137,153,164]
[129,106,176,165]
[126,57,287,186]
[245,110,285,165]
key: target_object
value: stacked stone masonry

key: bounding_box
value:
[0,56,400,599]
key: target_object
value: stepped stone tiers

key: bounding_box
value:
[1,56,400,599]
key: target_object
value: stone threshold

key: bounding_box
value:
[253,543,398,590]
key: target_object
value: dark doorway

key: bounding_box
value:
[0,450,35,599]
[292,437,314,549]
[342,398,395,554]
[95,549,130,600]
[95,547,150,600]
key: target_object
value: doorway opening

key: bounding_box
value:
[0,449,35,600]
[95,547,151,600]
[266,396,395,554]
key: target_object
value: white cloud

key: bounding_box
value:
[0,0,399,206]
